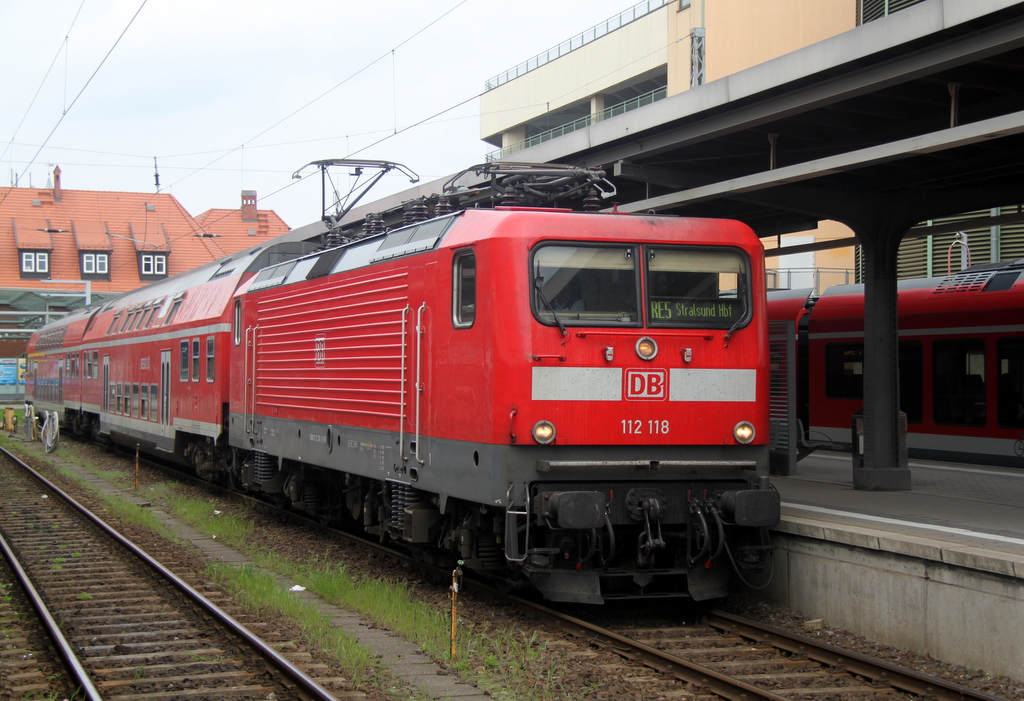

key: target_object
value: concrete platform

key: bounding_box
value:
[763,452,1024,680]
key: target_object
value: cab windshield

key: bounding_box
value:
[646,246,748,329]
[532,245,639,326]
[530,243,750,329]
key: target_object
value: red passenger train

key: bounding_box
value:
[26,167,779,603]
[768,258,1024,467]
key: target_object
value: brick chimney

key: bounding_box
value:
[241,190,257,222]
[53,165,62,202]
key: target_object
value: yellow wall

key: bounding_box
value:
[704,0,856,82]
[480,10,668,140]
[666,3,695,96]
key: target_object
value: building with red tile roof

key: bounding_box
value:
[0,167,290,357]
[194,190,291,259]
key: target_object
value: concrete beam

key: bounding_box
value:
[613,108,1024,213]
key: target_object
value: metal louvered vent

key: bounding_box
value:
[932,271,994,294]
[858,0,928,25]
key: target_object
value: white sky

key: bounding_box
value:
[1,0,635,229]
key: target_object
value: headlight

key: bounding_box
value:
[533,420,556,444]
[734,421,755,444]
[635,336,658,360]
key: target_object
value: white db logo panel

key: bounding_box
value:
[625,369,666,400]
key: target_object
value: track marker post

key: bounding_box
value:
[450,560,463,659]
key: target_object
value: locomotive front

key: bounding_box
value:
[476,212,779,602]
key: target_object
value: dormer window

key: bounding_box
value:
[140,253,168,278]
[20,251,49,278]
[81,252,110,280]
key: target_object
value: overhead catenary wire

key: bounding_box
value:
[0,0,150,210]
[0,0,87,170]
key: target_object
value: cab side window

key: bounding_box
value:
[452,250,476,328]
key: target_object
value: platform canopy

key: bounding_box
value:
[539,2,1024,488]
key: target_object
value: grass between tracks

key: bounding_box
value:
[0,430,577,701]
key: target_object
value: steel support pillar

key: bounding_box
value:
[854,223,911,490]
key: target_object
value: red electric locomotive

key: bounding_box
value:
[768,258,1024,467]
[27,164,780,603]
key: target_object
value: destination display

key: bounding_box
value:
[649,298,741,322]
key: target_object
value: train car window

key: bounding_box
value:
[899,341,923,424]
[107,315,120,335]
[234,300,242,346]
[145,305,159,329]
[165,299,182,326]
[646,247,750,329]
[206,336,215,382]
[108,380,114,414]
[132,383,140,418]
[118,312,134,334]
[531,244,639,327]
[933,339,986,427]
[997,338,1024,429]
[138,307,153,330]
[452,250,476,328]
[179,340,189,381]
[140,384,148,420]
[150,384,159,421]
[116,382,123,414]
[192,338,201,381]
[824,343,863,399]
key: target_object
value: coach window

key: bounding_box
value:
[532,244,639,327]
[933,339,986,426]
[824,343,863,399]
[452,250,476,328]
[107,315,120,335]
[192,338,200,381]
[116,383,123,414]
[898,341,923,424]
[179,340,189,381]
[165,297,183,326]
[132,383,140,418]
[140,384,148,420]
[150,384,159,421]
[206,336,215,381]
[234,300,242,345]
[997,338,1024,429]
[646,246,750,330]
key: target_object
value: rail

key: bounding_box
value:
[0,444,338,701]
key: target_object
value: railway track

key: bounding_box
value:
[522,602,1010,701]
[1,556,76,698]
[0,445,338,701]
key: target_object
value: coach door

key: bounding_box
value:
[102,356,109,412]
[160,350,171,426]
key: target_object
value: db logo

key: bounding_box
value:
[625,369,667,400]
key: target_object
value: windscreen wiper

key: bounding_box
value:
[534,277,567,337]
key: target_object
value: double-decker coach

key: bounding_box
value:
[26,231,318,474]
